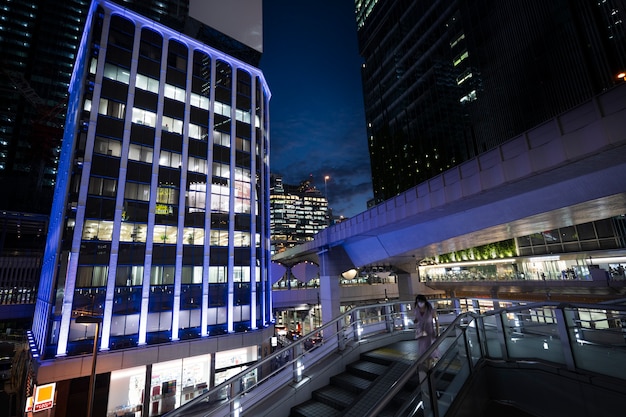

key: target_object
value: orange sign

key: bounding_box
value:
[33,383,56,412]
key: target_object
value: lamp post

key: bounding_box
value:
[76,316,102,417]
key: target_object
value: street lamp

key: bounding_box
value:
[76,316,102,417]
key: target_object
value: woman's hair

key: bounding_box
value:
[414,294,430,309]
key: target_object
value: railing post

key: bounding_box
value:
[452,297,461,316]
[554,305,577,371]
[494,310,510,361]
[353,310,361,342]
[337,320,346,351]
[229,380,242,416]
[292,343,304,383]
[384,304,394,333]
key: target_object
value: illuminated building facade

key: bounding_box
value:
[356,0,626,204]
[28,0,271,414]
[269,175,329,254]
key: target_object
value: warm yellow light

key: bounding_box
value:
[324,175,330,180]
[618,72,626,80]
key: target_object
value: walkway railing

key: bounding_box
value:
[164,298,626,417]
[381,299,626,417]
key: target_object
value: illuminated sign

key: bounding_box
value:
[33,383,56,412]
[25,396,33,412]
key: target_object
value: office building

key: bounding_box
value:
[355,0,626,203]
[26,0,271,415]
[0,0,90,213]
[269,175,330,255]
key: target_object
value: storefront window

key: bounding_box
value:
[107,365,145,417]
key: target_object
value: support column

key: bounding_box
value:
[317,246,353,324]
[396,271,421,300]
[319,259,340,325]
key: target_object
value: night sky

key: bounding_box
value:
[260,1,373,218]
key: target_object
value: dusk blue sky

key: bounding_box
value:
[260,2,373,218]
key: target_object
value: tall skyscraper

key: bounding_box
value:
[355,0,626,203]
[0,0,90,213]
[269,175,330,254]
[26,0,271,414]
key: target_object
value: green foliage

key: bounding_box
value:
[436,239,516,264]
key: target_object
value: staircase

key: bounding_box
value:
[290,351,394,417]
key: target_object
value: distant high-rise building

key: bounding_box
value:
[0,0,90,213]
[270,175,330,254]
[355,0,626,203]
[27,0,271,414]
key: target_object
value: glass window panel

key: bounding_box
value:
[209,266,227,283]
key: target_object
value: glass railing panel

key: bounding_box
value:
[422,332,472,417]
[481,314,504,358]
[464,320,482,366]
[501,306,566,364]
[565,307,626,380]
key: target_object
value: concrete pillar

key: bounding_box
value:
[397,271,422,300]
[317,246,353,324]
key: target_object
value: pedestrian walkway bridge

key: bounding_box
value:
[273,84,626,277]
[164,298,626,417]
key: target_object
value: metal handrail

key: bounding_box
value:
[164,299,415,417]
[364,300,626,417]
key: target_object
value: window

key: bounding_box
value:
[208,266,227,283]
[235,137,250,153]
[210,230,228,246]
[213,131,230,147]
[161,116,183,134]
[119,222,148,243]
[99,98,126,119]
[82,220,114,241]
[135,73,160,93]
[232,266,250,282]
[88,177,117,197]
[235,108,250,124]
[103,63,130,84]
[159,150,182,168]
[189,123,208,140]
[211,183,230,213]
[234,167,251,214]
[153,224,178,244]
[124,182,150,201]
[128,143,153,163]
[453,50,469,67]
[233,231,251,247]
[187,182,206,213]
[190,92,209,110]
[94,136,122,157]
[76,266,109,287]
[150,265,175,285]
[164,83,186,102]
[212,162,230,178]
[115,266,144,286]
[188,156,207,174]
[182,266,203,283]
[215,101,231,117]
[456,69,473,85]
[183,227,205,245]
[132,107,157,127]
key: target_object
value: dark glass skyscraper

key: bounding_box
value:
[356,0,626,203]
[0,0,90,212]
